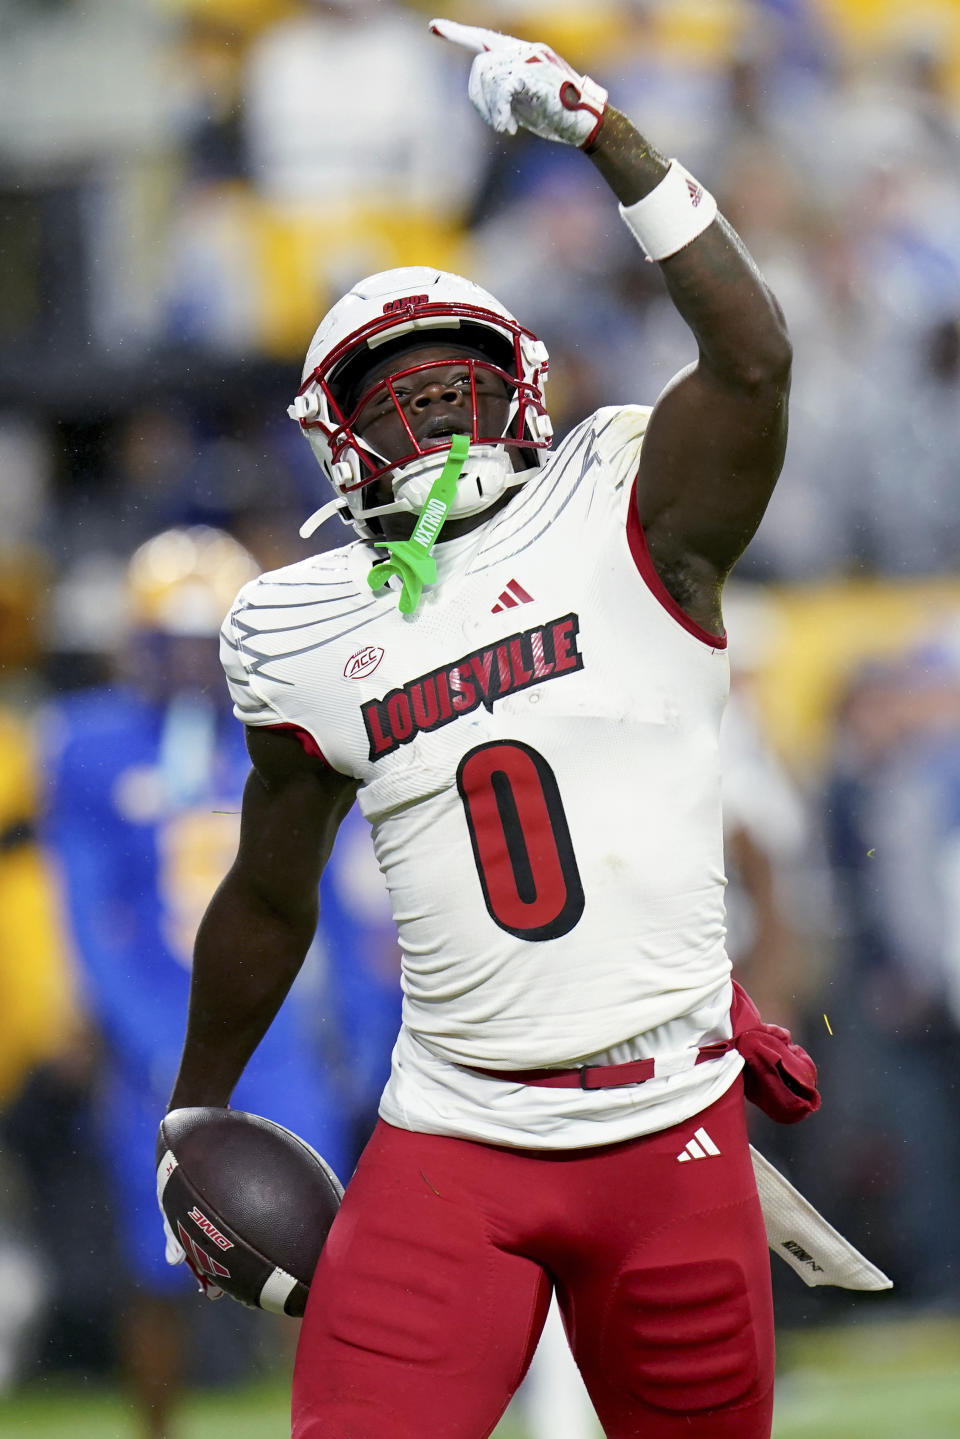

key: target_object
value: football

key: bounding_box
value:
[157,1107,343,1317]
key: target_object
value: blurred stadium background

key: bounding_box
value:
[2,0,960,1435]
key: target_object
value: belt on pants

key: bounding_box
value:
[466,1038,738,1090]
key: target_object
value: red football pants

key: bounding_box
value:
[292,1079,774,1439]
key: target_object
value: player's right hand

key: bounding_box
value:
[430,17,608,150]
[157,1159,224,1300]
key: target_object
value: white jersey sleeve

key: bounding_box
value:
[220,581,283,729]
[591,403,654,491]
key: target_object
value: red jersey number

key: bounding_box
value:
[456,740,584,941]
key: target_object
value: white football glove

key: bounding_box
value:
[158,1169,223,1300]
[430,18,608,150]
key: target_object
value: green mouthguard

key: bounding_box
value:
[367,433,471,614]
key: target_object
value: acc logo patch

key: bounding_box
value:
[344,645,384,679]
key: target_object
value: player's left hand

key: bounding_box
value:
[430,17,608,150]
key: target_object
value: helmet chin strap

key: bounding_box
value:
[299,443,532,541]
[366,435,471,614]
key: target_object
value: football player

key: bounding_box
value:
[46,528,353,1439]
[163,22,812,1439]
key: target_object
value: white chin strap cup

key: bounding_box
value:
[393,444,518,518]
[300,443,534,540]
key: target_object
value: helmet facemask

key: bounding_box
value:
[335,346,538,529]
[290,287,553,541]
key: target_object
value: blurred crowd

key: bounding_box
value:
[2,0,960,1425]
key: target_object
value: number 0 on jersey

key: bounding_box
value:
[456,740,585,941]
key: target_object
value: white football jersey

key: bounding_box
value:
[221,406,743,1148]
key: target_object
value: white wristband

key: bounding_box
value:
[619,160,718,262]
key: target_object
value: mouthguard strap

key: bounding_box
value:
[367,434,471,614]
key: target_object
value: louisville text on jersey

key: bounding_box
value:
[361,612,583,760]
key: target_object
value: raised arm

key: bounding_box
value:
[431,19,792,635]
[167,727,358,1111]
[588,110,791,634]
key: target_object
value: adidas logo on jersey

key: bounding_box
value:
[686,177,703,207]
[491,579,534,614]
[676,1127,720,1162]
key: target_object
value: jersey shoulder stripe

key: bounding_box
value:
[477,404,653,570]
[220,544,375,727]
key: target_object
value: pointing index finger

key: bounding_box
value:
[428,18,519,54]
